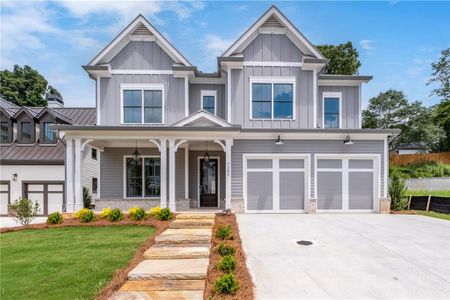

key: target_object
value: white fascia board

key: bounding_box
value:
[318,79,370,86]
[171,111,232,127]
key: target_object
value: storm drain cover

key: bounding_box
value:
[296,240,313,246]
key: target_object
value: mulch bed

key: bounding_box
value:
[204,213,254,300]
[0,214,172,300]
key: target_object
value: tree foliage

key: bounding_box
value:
[433,99,450,151]
[428,48,450,100]
[316,42,361,75]
[362,89,445,151]
[0,65,62,107]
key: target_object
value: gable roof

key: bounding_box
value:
[221,5,325,59]
[35,107,72,124]
[87,14,191,67]
[171,110,232,127]
[13,107,37,119]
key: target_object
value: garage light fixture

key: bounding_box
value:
[203,141,210,163]
[132,140,141,162]
[343,135,354,145]
[275,135,284,145]
[12,173,17,181]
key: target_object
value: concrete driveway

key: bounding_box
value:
[237,214,450,299]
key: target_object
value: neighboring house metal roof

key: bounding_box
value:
[0,99,95,164]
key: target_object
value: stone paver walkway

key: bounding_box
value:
[110,213,215,300]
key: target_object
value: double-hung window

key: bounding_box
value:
[201,90,216,115]
[20,122,32,143]
[43,122,56,143]
[251,78,295,119]
[323,92,341,128]
[0,121,10,144]
[125,157,160,198]
[122,85,164,124]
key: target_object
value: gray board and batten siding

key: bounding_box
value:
[189,84,226,120]
[243,34,304,62]
[318,86,360,129]
[231,139,385,199]
[110,41,174,70]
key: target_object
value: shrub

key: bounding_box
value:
[216,225,232,240]
[129,206,147,221]
[83,187,92,209]
[149,206,161,217]
[46,212,63,224]
[99,208,111,219]
[74,208,95,223]
[8,198,40,226]
[155,207,173,221]
[108,208,124,222]
[217,243,235,257]
[389,171,408,211]
[218,255,236,273]
[213,273,239,295]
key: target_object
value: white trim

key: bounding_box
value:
[122,155,161,199]
[128,35,156,42]
[313,69,317,128]
[200,90,217,116]
[227,69,231,123]
[148,139,161,151]
[222,7,324,59]
[384,137,388,198]
[197,156,221,208]
[111,69,173,75]
[358,84,362,128]
[184,76,189,117]
[89,15,191,66]
[184,145,189,199]
[322,92,342,129]
[258,27,287,34]
[314,154,380,212]
[171,111,232,127]
[65,138,74,212]
[120,83,165,125]
[96,76,101,125]
[74,138,83,210]
[249,77,296,121]
[81,139,94,151]
[160,139,167,208]
[174,139,187,152]
[243,153,310,213]
[168,139,176,211]
[318,79,368,86]
[213,139,226,152]
[243,61,302,67]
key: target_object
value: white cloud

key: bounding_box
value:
[359,39,375,55]
[205,34,233,54]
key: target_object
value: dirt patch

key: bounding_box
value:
[204,213,254,300]
[0,215,171,299]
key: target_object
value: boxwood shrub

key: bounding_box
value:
[107,208,124,222]
[46,212,63,224]
[74,208,95,223]
[218,254,236,273]
[129,206,147,221]
[216,243,235,257]
[216,225,232,240]
[213,273,239,295]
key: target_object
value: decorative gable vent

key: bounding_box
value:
[261,14,284,28]
[132,23,153,35]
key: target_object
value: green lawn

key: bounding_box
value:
[0,226,155,300]
[416,211,450,221]
[407,190,450,197]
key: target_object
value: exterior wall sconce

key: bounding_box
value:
[275,135,284,145]
[12,173,18,181]
[344,135,354,145]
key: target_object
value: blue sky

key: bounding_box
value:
[1,1,449,108]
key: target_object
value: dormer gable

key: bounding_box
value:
[35,108,71,124]
[171,110,232,127]
[14,108,36,144]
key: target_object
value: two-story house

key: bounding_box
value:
[55,6,399,214]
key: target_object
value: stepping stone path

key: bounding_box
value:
[110,213,215,300]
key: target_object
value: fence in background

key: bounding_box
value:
[405,177,450,191]
[408,195,450,214]
[390,152,450,166]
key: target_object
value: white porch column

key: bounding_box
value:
[184,145,189,199]
[225,139,233,210]
[159,138,167,208]
[65,138,74,212]
[74,138,83,211]
[168,139,176,211]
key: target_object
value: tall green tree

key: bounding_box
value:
[362,90,445,150]
[317,42,361,75]
[428,48,450,100]
[433,99,450,151]
[0,65,62,107]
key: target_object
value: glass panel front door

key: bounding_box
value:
[200,158,218,207]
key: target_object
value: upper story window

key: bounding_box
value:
[43,122,56,143]
[322,92,342,129]
[0,121,11,144]
[121,84,164,125]
[20,122,33,143]
[201,90,217,115]
[250,78,295,120]
[91,148,97,160]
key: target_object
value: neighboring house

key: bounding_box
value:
[54,6,398,214]
[396,143,428,155]
[0,97,99,215]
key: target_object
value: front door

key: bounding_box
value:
[199,158,218,207]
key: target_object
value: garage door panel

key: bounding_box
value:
[279,159,304,169]
[317,172,342,209]
[349,172,374,209]
[247,172,273,210]
[349,160,373,169]
[48,193,64,214]
[317,159,342,169]
[280,172,304,209]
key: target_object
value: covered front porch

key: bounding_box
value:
[63,129,234,212]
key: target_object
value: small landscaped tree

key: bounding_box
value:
[8,198,40,226]
[83,187,92,209]
[389,171,408,211]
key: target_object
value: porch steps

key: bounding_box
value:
[109,213,216,300]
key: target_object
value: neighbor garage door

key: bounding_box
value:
[316,156,378,212]
[23,182,64,215]
[244,155,309,213]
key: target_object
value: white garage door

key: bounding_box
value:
[316,156,379,212]
[0,181,10,216]
[24,182,64,215]
[244,155,309,213]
